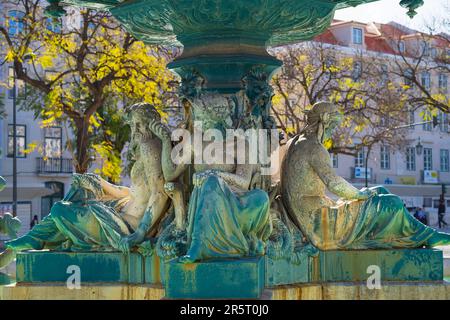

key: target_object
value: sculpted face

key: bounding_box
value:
[131,114,146,137]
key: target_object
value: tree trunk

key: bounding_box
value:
[74,118,90,173]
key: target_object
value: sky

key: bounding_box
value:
[334,0,449,33]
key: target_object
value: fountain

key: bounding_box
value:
[2,0,449,300]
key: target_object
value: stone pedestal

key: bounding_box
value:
[165,257,265,299]
[0,273,12,285]
[265,256,316,286]
[15,250,164,285]
[16,251,142,283]
[6,248,445,299]
[318,248,443,282]
[265,248,443,286]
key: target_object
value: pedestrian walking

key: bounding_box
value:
[438,197,447,229]
[30,215,39,229]
[414,207,427,225]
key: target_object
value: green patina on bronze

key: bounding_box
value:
[0,177,21,240]
[165,257,265,299]
[319,249,443,282]
[281,102,450,250]
[2,0,441,300]
[14,251,166,284]
[50,0,424,91]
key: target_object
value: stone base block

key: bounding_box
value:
[0,283,164,300]
[266,281,450,300]
[16,250,164,285]
[3,281,450,300]
[144,254,165,285]
[319,248,443,282]
[265,256,315,286]
[0,273,12,285]
[165,257,265,299]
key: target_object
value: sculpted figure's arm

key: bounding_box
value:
[310,144,370,200]
[215,164,254,190]
[215,140,255,190]
[148,119,189,181]
[98,178,131,199]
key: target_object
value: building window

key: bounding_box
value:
[325,56,336,69]
[439,74,448,93]
[398,41,405,53]
[8,67,15,99]
[408,107,415,129]
[423,148,433,170]
[7,67,26,99]
[44,127,62,158]
[406,147,416,171]
[7,124,26,158]
[41,181,64,219]
[431,47,438,58]
[440,112,449,133]
[352,28,363,44]
[423,197,432,208]
[380,64,388,84]
[330,153,338,168]
[355,148,365,168]
[421,72,431,89]
[423,109,432,131]
[380,145,390,170]
[8,10,25,37]
[46,17,62,33]
[441,149,449,172]
[404,68,413,86]
[352,61,362,81]
[420,41,429,56]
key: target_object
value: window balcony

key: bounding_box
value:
[36,157,73,175]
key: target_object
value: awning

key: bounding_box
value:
[0,185,53,201]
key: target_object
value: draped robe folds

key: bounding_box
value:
[286,186,443,250]
[6,175,132,251]
[184,175,272,261]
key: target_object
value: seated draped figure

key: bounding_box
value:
[0,103,182,268]
[152,92,272,263]
[281,101,450,250]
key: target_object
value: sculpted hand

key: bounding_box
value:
[118,229,146,253]
[148,118,171,142]
[355,188,376,200]
[193,170,216,187]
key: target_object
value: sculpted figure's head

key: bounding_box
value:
[65,173,104,202]
[304,102,342,143]
[191,93,235,133]
[125,102,161,139]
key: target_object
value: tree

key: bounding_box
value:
[384,21,449,115]
[0,0,173,182]
[269,41,409,159]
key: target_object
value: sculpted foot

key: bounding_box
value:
[426,232,450,247]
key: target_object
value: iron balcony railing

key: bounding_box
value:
[36,157,73,174]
